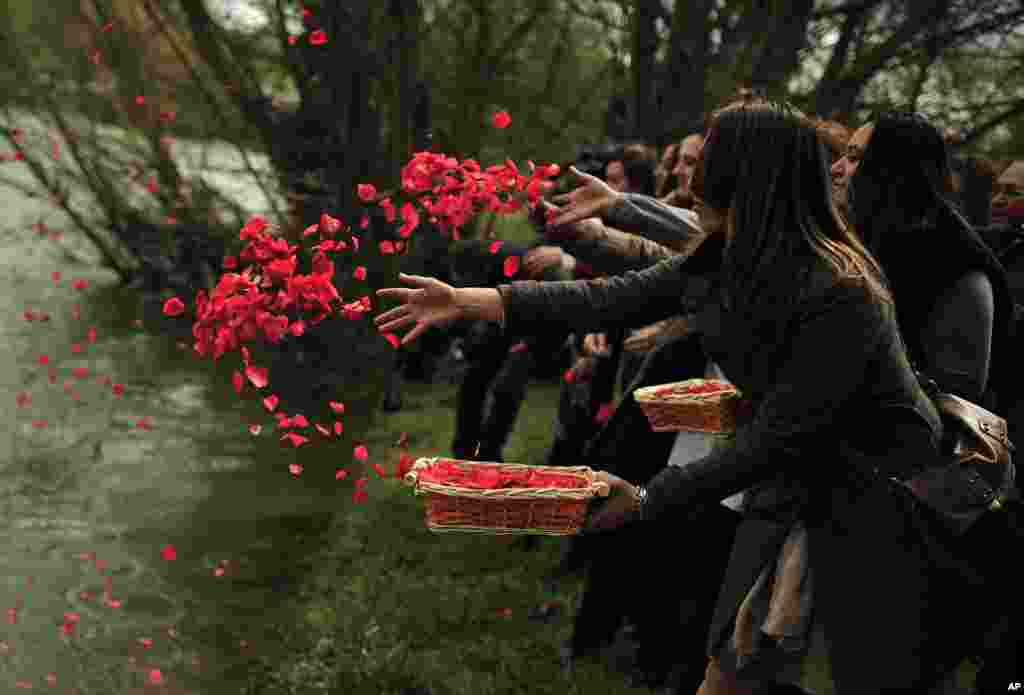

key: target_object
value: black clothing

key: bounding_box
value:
[875,214,1014,409]
[495,250,1001,692]
[450,244,570,461]
[570,329,733,691]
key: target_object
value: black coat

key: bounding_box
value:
[496,249,991,693]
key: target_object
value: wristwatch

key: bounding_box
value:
[634,485,648,521]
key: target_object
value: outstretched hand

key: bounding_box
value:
[549,165,622,228]
[374,273,462,346]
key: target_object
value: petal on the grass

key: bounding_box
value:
[161,545,177,561]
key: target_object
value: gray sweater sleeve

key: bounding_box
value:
[603,193,707,256]
[495,254,715,339]
[559,223,679,274]
[919,271,994,403]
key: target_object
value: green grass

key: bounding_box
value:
[244,378,978,695]
[240,378,655,695]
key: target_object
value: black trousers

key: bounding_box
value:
[569,330,722,687]
[572,504,740,689]
[451,321,566,461]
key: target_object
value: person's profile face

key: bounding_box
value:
[660,144,677,170]
[992,160,1024,210]
[672,136,702,197]
[830,124,873,210]
[605,160,629,193]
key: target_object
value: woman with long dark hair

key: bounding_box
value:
[834,110,1020,695]
[374,101,989,692]
[836,112,1014,409]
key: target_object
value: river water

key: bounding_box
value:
[0,127,351,693]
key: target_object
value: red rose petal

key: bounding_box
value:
[245,365,269,388]
[357,183,377,202]
[162,297,186,316]
[492,111,512,129]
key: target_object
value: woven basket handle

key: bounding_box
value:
[403,457,436,490]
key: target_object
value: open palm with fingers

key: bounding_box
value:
[374,273,462,346]
[549,165,622,227]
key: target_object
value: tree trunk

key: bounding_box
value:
[631,0,660,142]
[660,0,713,140]
[748,0,815,96]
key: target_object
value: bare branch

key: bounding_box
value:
[493,0,556,71]
[960,101,1024,146]
[141,0,285,226]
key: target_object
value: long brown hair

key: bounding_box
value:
[692,100,891,326]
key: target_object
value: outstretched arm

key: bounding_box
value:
[497,240,720,339]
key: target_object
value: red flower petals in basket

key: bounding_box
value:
[634,378,748,433]
[403,457,609,535]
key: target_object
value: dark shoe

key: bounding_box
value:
[627,666,670,691]
[757,684,817,695]
[527,600,564,623]
[559,640,576,676]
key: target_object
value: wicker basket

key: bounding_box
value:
[403,457,610,536]
[634,378,744,433]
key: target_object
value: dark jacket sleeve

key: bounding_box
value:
[496,253,715,339]
[603,193,707,256]
[919,270,994,403]
[642,283,891,518]
[559,223,680,275]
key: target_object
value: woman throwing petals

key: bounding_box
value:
[375,100,992,693]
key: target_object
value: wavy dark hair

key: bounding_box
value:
[848,112,961,253]
[846,111,1014,398]
[692,100,891,327]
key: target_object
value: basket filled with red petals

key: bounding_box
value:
[403,457,610,535]
[633,378,748,433]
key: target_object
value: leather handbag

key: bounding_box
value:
[905,372,1017,534]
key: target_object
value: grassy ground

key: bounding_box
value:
[242,377,979,695]
[242,377,656,695]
